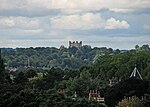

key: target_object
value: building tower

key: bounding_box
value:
[69,41,82,48]
[88,90,104,102]
[88,90,102,100]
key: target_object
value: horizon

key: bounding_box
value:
[0,42,148,50]
[0,0,150,49]
[0,41,149,50]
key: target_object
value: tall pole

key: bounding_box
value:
[28,58,30,67]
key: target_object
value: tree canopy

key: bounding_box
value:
[0,45,150,107]
[104,78,149,107]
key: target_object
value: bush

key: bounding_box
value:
[116,96,145,107]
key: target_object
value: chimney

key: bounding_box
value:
[89,90,92,100]
[95,90,97,94]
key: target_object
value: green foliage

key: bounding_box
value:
[143,94,150,107]
[140,44,150,51]
[0,56,5,83]
[0,59,5,82]
[59,69,102,97]
[116,96,145,107]
[0,50,11,83]
[104,78,149,107]
[2,47,113,69]
[26,69,38,78]
[33,67,64,90]
[0,45,150,107]
[0,87,105,107]
[94,51,150,80]
[135,44,150,51]
[14,71,28,84]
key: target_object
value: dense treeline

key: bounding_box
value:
[0,87,104,107]
[2,46,113,69]
[104,78,149,107]
[0,50,106,107]
[0,44,150,107]
[93,50,150,80]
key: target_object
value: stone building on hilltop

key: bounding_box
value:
[69,41,82,48]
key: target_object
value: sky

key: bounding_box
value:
[0,0,150,49]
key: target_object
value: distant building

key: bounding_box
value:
[89,90,104,102]
[130,66,143,80]
[69,41,82,48]
[89,90,99,100]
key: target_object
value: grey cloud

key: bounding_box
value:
[0,8,61,17]
[0,0,149,49]
[109,8,150,15]
[133,8,150,14]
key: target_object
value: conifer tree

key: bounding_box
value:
[0,49,5,83]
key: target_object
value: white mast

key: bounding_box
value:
[28,58,30,67]
[130,66,143,80]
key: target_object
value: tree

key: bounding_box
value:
[26,69,37,78]
[104,78,149,107]
[115,49,120,54]
[141,45,150,51]
[143,94,150,107]
[35,67,64,90]
[135,45,140,50]
[68,47,78,55]
[0,49,6,83]
[14,71,28,84]
[116,96,145,107]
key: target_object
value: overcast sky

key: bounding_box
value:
[0,0,150,49]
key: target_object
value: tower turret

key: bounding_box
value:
[69,41,82,48]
